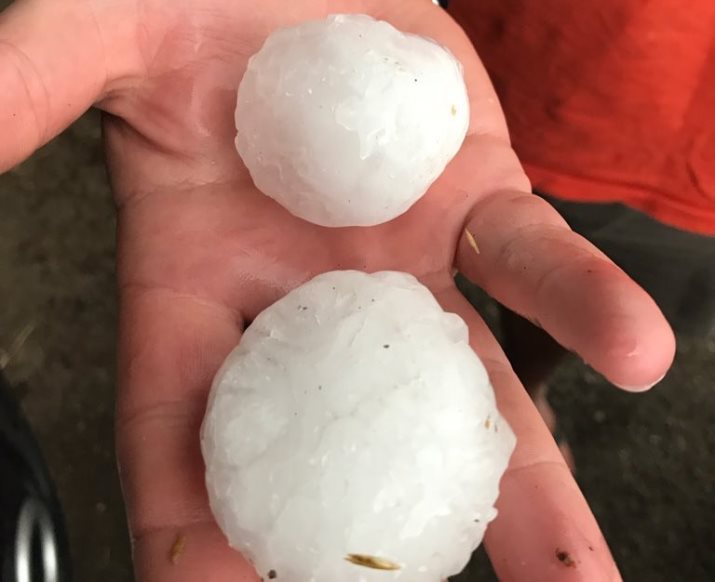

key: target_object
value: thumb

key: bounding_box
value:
[0,0,137,171]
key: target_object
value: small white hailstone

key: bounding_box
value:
[235,14,470,227]
[201,271,515,582]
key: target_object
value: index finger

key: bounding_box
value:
[456,190,675,390]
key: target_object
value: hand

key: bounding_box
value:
[0,0,675,580]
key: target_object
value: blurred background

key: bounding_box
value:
[1,112,714,582]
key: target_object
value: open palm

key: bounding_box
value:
[1,0,675,580]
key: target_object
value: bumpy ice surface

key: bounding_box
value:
[235,14,470,227]
[202,271,515,581]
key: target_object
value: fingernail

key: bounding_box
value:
[613,372,666,392]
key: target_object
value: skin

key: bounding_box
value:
[0,0,676,580]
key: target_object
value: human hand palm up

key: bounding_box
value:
[1,0,675,579]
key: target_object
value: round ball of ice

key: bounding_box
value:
[201,271,515,581]
[235,14,470,227]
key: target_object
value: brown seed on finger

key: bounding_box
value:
[170,534,186,565]
[464,229,480,254]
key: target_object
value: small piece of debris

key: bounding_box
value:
[484,417,491,429]
[451,104,457,116]
[0,322,35,370]
[555,549,576,568]
[464,229,480,254]
[345,554,401,570]
[383,344,390,349]
[268,570,277,579]
[170,534,186,565]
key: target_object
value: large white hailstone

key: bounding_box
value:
[235,14,470,227]
[202,271,515,581]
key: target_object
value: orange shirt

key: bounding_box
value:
[451,0,715,235]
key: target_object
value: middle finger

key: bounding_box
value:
[434,282,620,582]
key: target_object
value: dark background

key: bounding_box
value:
[1,39,713,582]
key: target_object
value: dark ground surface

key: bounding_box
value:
[1,111,714,582]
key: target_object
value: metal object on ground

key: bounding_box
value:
[0,373,71,582]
